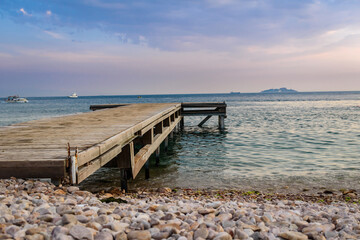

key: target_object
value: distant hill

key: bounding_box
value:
[261,88,298,93]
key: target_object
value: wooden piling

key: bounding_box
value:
[155,147,160,166]
[164,136,169,152]
[145,160,150,179]
[219,115,225,130]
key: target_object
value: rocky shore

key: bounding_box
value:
[1,178,360,240]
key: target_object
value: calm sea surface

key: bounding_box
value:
[1,92,360,192]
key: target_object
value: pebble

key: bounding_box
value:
[279,231,308,240]
[0,179,360,240]
[127,230,151,240]
[194,226,209,239]
[214,232,232,240]
[69,225,93,240]
[94,231,113,240]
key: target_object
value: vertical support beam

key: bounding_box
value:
[141,128,153,180]
[164,136,169,152]
[116,142,134,169]
[218,115,225,130]
[155,147,160,166]
[120,169,127,192]
[117,142,134,192]
[170,131,174,139]
[154,121,163,166]
[180,117,184,129]
[145,160,150,179]
[70,156,78,185]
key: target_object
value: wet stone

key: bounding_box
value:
[115,231,127,240]
[151,231,171,239]
[213,232,232,240]
[279,231,308,240]
[94,231,113,240]
[67,187,80,193]
[69,225,93,240]
[62,214,78,225]
[127,230,151,240]
[25,234,45,240]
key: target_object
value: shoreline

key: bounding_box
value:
[96,186,360,205]
[1,178,360,239]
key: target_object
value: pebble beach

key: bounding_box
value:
[1,178,360,240]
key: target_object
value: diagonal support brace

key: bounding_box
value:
[198,115,212,127]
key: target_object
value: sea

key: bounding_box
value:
[1,92,360,193]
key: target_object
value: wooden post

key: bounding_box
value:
[155,147,160,166]
[70,156,77,185]
[141,129,153,180]
[170,131,174,139]
[180,118,184,129]
[120,169,128,192]
[164,136,169,152]
[218,115,225,130]
[116,142,134,169]
[145,160,150,179]
[116,142,134,192]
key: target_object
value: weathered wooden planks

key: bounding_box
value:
[0,103,181,182]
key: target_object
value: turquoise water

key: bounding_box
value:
[1,92,360,191]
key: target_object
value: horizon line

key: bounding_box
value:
[3,90,360,98]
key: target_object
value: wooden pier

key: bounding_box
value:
[0,102,226,190]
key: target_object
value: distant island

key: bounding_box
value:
[261,87,298,93]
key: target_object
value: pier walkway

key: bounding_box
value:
[0,102,226,190]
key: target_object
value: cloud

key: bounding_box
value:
[0,0,357,52]
[0,52,13,58]
[139,35,148,46]
[43,30,64,39]
[19,8,31,16]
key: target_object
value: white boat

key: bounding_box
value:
[5,95,28,103]
[68,92,78,98]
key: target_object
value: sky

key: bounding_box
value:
[1,0,360,96]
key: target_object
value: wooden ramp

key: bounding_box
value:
[0,103,182,187]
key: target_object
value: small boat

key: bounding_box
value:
[5,95,28,103]
[68,92,78,98]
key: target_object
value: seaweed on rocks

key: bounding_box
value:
[100,197,128,203]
